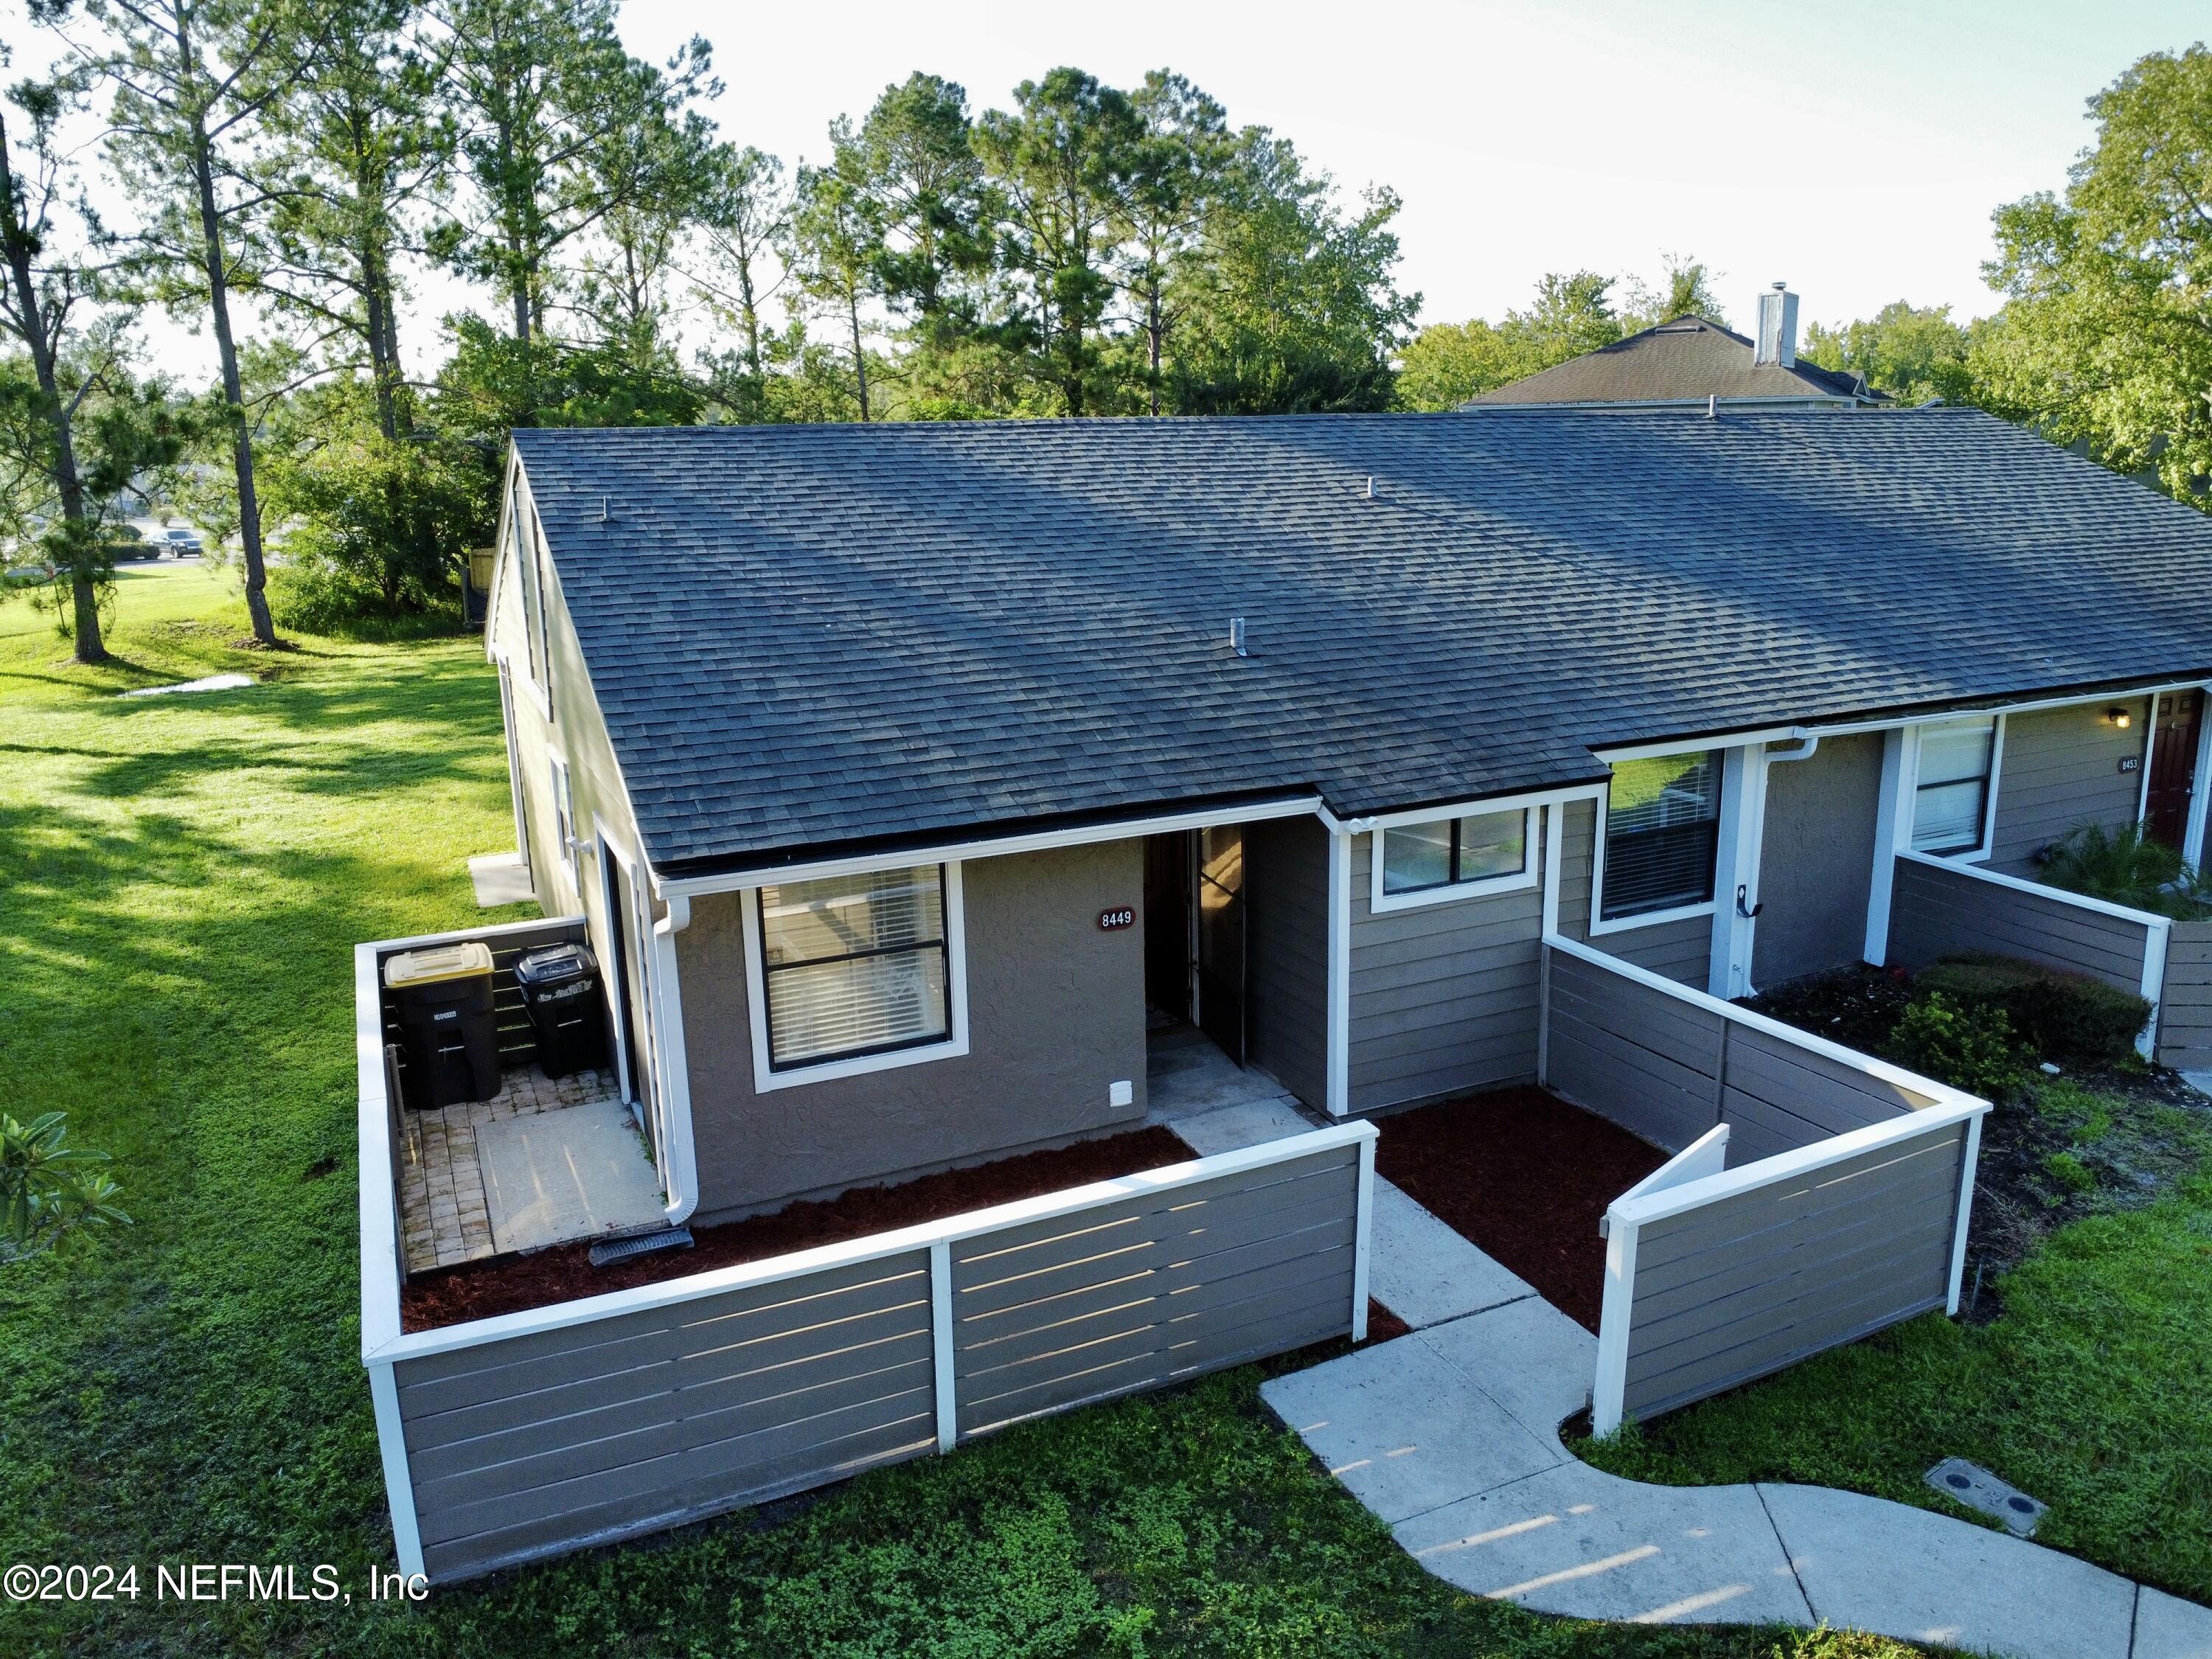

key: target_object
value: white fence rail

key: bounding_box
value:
[358,925,1376,1582]
[1593,1098,1983,1434]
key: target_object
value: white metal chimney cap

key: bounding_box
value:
[1754,283,1799,370]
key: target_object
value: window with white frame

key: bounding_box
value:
[512,495,548,695]
[549,755,577,885]
[758,865,952,1071]
[1600,751,1722,921]
[1379,808,1529,898]
[1912,717,1997,855]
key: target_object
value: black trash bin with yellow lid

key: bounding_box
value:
[383,941,501,1107]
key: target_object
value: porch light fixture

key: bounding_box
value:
[2108,706,2132,729]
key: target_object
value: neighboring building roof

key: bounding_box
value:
[514,411,2212,876]
[1465,316,1885,408]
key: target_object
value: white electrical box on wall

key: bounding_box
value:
[1108,1079,1134,1108]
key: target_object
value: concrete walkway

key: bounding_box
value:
[1261,1225,2212,1658]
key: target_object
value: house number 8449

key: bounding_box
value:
[1098,908,1135,931]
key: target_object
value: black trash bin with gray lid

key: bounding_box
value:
[514,942,608,1078]
[383,942,501,1107]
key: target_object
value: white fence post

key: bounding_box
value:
[931,1238,956,1453]
[1351,1127,1376,1342]
[1946,1110,1984,1315]
[1591,1209,1638,1437]
[367,1360,425,1580]
[2141,918,2171,1062]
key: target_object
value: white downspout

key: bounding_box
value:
[651,894,700,1224]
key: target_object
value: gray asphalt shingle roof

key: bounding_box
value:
[515,409,2212,877]
[1467,316,1882,406]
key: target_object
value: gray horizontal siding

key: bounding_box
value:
[1347,823,1543,1112]
[1619,1119,1969,1421]
[948,1144,1360,1436]
[1886,855,2154,995]
[395,1251,939,1582]
[2157,919,2212,1071]
[1988,700,2149,874]
[1246,815,1331,1108]
[1544,947,1725,1152]
[1544,945,1931,1161]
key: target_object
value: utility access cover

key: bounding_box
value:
[1925,1457,2047,1537]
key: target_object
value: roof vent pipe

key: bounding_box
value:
[1364,475,1375,498]
[1229,617,1248,657]
[1706,394,1717,420]
[1754,282,1799,369]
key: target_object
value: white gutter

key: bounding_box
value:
[658,794,1326,899]
[650,894,700,1225]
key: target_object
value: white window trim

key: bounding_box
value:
[740,860,970,1093]
[1368,807,1538,914]
[549,753,579,891]
[1589,746,1723,936]
[1906,714,2005,864]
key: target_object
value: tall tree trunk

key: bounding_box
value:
[849,293,869,421]
[192,119,276,646]
[0,114,103,662]
[1148,285,1164,417]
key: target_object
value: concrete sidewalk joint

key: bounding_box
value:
[1261,1201,2212,1659]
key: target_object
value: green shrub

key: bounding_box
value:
[2039,821,2212,919]
[1917,953,2150,1064]
[1885,990,2028,1099]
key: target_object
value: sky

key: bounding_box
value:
[616,0,2208,333]
[26,0,2211,383]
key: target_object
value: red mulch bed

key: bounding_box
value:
[1364,1300,1411,1344]
[402,1125,1194,1332]
[1371,1088,1667,1332]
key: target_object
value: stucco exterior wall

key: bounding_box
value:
[1754,734,1885,986]
[676,840,1151,1221]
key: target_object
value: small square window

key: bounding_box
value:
[1380,809,1528,897]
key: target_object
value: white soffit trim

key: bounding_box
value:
[661,795,1324,899]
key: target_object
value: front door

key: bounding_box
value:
[2146,689,2203,851]
[1196,826,1246,1065]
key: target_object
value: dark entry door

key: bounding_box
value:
[2146,689,2203,850]
[1196,826,1246,1065]
[1143,832,1193,1020]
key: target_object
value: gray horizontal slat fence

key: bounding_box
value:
[1542,943,1932,1164]
[394,1251,939,1582]
[948,1143,1363,1438]
[1886,855,2153,994]
[1599,1114,1973,1429]
[2157,920,2212,1071]
[365,1118,1376,1585]
[1543,945,1727,1150]
[378,917,586,1082]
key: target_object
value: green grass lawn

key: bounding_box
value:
[1580,1095,2212,1604]
[0,579,1934,1657]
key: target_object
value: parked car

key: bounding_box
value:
[153,526,204,557]
[105,526,159,563]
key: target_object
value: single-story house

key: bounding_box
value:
[482,406,2212,1231]
[1466,286,1886,411]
